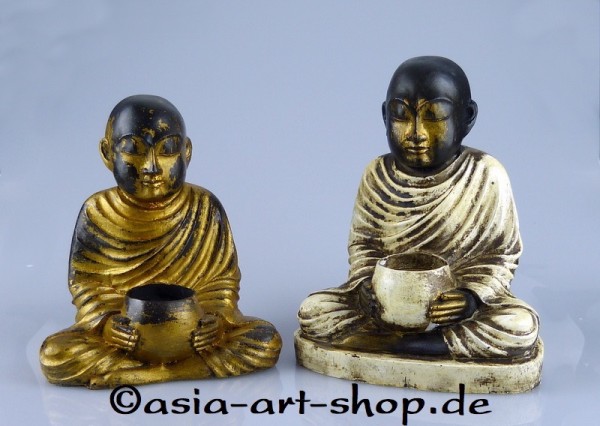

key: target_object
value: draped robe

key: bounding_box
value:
[41,184,281,385]
[298,148,539,359]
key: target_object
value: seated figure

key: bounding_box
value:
[296,57,542,392]
[40,95,281,388]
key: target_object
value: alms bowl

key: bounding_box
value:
[371,252,455,331]
[124,283,203,364]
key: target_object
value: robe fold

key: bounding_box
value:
[41,184,281,385]
[298,148,539,359]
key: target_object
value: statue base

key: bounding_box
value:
[294,330,543,394]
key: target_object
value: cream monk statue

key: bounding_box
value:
[40,95,281,388]
[295,56,543,393]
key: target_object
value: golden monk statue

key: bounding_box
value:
[40,95,281,388]
[295,57,543,393]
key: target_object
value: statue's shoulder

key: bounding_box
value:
[69,189,118,235]
[186,183,212,198]
[463,147,511,183]
[79,187,117,211]
[362,154,391,174]
[185,183,227,213]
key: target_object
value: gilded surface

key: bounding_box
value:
[40,95,281,388]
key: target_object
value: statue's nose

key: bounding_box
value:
[408,132,427,143]
[406,117,427,143]
[142,149,161,174]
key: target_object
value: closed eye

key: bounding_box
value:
[418,99,453,121]
[118,137,146,155]
[389,100,413,122]
[157,136,182,155]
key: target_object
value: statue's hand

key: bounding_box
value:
[429,289,478,326]
[102,314,139,352]
[191,314,223,354]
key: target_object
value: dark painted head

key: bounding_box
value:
[100,95,192,202]
[382,56,478,174]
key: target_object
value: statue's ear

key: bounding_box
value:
[464,100,478,136]
[382,101,387,125]
[99,137,114,171]
[184,137,192,166]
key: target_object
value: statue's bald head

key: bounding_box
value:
[386,56,473,104]
[382,56,478,174]
[100,95,192,202]
[106,95,186,144]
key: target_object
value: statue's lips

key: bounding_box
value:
[141,178,163,188]
[404,146,429,155]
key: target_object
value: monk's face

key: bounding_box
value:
[385,95,460,171]
[102,97,191,202]
[383,58,476,173]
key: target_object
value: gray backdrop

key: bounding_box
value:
[1,1,598,425]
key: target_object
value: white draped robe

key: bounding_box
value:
[299,148,539,359]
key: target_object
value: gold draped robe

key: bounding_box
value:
[298,148,539,359]
[41,184,281,386]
